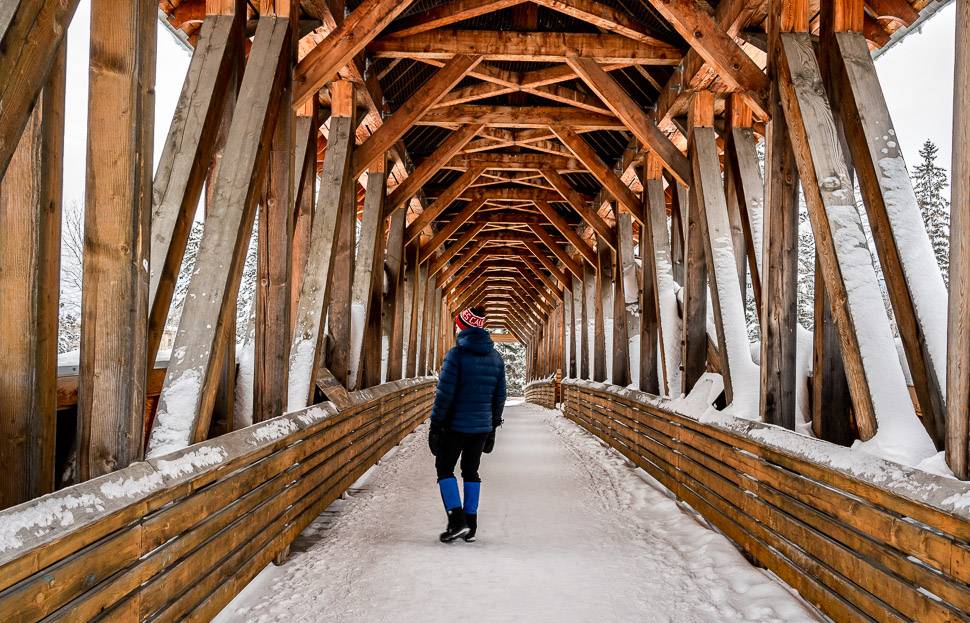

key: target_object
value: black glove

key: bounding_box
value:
[429,422,445,456]
[483,429,496,454]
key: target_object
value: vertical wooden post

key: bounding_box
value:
[612,213,636,387]
[593,241,611,382]
[384,207,407,381]
[0,43,64,506]
[725,94,765,311]
[352,158,388,389]
[581,260,594,379]
[204,36,242,437]
[291,106,318,327]
[566,282,577,377]
[327,165,358,388]
[254,5,295,420]
[286,80,354,410]
[812,257,853,444]
[669,181,687,286]
[690,91,755,407]
[638,156,662,395]
[406,249,425,377]
[79,0,155,476]
[760,1,802,428]
[682,174,709,394]
[948,0,970,479]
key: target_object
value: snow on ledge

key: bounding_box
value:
[0,377,437,562]
[561,378,970,521]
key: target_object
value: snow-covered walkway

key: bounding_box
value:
[216,401,819,623]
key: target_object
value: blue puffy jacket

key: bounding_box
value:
[430,327,507,433]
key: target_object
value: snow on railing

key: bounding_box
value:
[562,378,970,622]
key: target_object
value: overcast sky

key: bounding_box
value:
[60,2,958,210]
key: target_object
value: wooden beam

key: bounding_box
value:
[581,260,594,378]
[530,0,670,45]
[552,125,642,220]
[682,164,708,394]
[286,83,356,411]
[405,165,485,242]
[352,162,387,389]
[642,0,768,117]
[293,0,417,106]
[405,243,423,376]
[641,154,681,395]
[565,57,691,185]
[612,212,635,387]
[445,150,586,171]
[831,31,948,448]
[386,123,483,214]
[291,105,319,325]
[419,105,625,131]
[428,221,488,275]
[383,204,407,381]
[79,0,156,475]
[812,256,853,445]
[726,124,765,312]
[759,8,798,428]
[0,42,63,506]
[534,198,597,265]
[523,240,569,287]
[327,129,360,389]
[592,242,611,382]
[540,166,616,249]
[528,223,583,279]
[352,54,482,178]
[149,13,243,367]
[254,23,295,422]
[439,238,488,285]
[691,121,754,409]
[369,31,682,64]
[420,200,486,261]
[0,0,79,181]
[949,0,970,479]
[778,31,934,459]
[388,0,525,37]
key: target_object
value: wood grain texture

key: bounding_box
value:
[0,42,64,507]
[79,0,156,477]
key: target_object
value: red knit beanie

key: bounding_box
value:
[455,306,486,330]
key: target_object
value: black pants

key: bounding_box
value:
[435,430,489,482]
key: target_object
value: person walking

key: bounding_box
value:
[428,306,507,543]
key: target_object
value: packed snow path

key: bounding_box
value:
[216,401,819,623]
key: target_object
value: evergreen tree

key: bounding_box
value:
[494,341,526,395]
[912,139,950,285]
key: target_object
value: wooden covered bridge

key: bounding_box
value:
[2,0,970,620]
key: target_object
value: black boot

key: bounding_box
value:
[463,514,477,542]
[439,508,470,543]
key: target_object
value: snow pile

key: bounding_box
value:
[287,336,316,412]
[234,340,255,429]
[347,303,367,389]
[147,365,202,459]
[825,200,936,466]
[876,151,948,396]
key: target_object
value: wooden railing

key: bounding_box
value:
[561,379,970,623]
[0,378,435,622]
[524,379,557,408]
